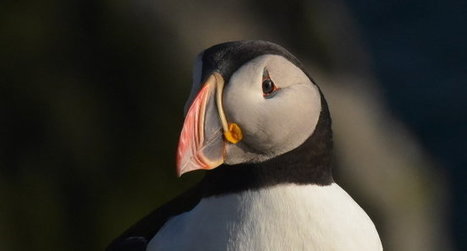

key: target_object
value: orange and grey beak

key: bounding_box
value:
[176,73,243,176]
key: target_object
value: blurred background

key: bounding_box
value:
[1,0,466,250]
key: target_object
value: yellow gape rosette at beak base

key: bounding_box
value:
[176,72,243,176]
[225,123,243,144]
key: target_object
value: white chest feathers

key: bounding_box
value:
[147,183,382,251]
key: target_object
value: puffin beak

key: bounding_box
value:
[176,73,243,176]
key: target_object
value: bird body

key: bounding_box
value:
[107,40,383,251]
[148,183,381,251]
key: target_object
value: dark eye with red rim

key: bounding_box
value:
[262,79,276,96]
[262,69,278,97]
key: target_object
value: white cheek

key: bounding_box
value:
[223,74,265,145]
[224,83,321,163]
[264,84,321,152]
[221,55,322,164]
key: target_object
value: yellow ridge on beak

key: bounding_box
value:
[212,73,243,144]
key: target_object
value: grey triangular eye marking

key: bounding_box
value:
[262,68,270,80]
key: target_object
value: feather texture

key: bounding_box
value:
[148,183,382,251]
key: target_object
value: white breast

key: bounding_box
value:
[147,183,382,251]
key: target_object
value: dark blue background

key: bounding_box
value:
[348,0,467,249]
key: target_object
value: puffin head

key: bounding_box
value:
[177,41,333,190]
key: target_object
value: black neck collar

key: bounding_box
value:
[200,94,334,198]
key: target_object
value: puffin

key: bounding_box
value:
[107,40,383,251]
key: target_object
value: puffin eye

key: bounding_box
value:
[262,69,278,98]
[262,79,276,96]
